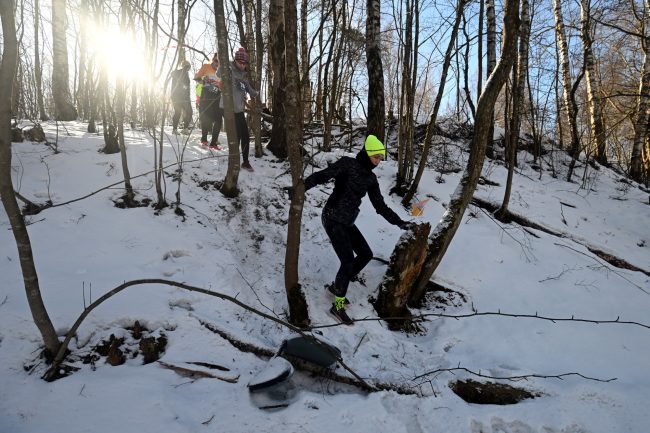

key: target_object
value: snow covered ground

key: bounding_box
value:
[0,121,648,433]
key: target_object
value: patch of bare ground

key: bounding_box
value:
[450,379,541,405]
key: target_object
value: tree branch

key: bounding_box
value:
[310,309,650,331]
[411,366,616,383]
[43,279,374,390]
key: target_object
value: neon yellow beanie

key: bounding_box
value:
[364,135,385,157]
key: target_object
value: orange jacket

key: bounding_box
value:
[194,63,217,82]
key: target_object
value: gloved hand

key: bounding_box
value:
[283,186,294,200]
[399,221,416,230]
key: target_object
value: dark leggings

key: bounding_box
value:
[234,112,250,163]
[322,214,373,297]
[199,94,222,143]
[172,100,192,130]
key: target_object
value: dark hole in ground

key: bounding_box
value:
[450,379,540,405]
[422,281,467,310]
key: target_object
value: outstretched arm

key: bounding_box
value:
[304,159,344,191]
[368,181,405,227]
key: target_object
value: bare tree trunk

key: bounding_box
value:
[630,0,650,182]
[0,0,60,357]
[215,0,240,197]
[267,0,288,158]
[116,0,135,205]
[366,0,385,142]
[526,63,542,162]
[461,11,476,121]
[315,1,326,121]
[76,0,88,120]
[142,0,161,130]
[409,0,520,306]
[300,0,311,120]
[116,76,135,205]
[177,0,187,62]
[230,0,245,43]
[645,118,650,184]
[87,67,97,133]
[397,0,414,187]
[322,0,340,152]
[477,0,485,97]
[99,67,120,154]
[485,0,497,158]
[13,0,24,118]
[153,120,167,210]
[332,0,354,124]
[580,0,607,165]
[34,0,48,121]
[52,0,77,120]
[249,0,263,158]
[402,0,467,207]
[496,0,529,221]
[283,0,310,327]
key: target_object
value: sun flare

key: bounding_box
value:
[89,25,148,84]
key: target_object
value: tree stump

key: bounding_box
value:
[373,222,431,330]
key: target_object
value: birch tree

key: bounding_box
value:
[553,0,581,181]
[630,0,650,182]
[580,0,608,165]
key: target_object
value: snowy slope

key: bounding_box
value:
[0,121,648,433]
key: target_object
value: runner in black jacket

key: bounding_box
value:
[302,135,410,325]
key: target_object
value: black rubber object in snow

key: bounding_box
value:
[279,336,341,368]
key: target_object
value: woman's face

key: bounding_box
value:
[235,59,248,71]
[369,154,384,166]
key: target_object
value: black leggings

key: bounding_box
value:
[322,214,373,297]
[199,94,222,143]
[172,100,192,130]
[234,112,250,163]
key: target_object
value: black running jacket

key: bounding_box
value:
[304,151,405,227]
